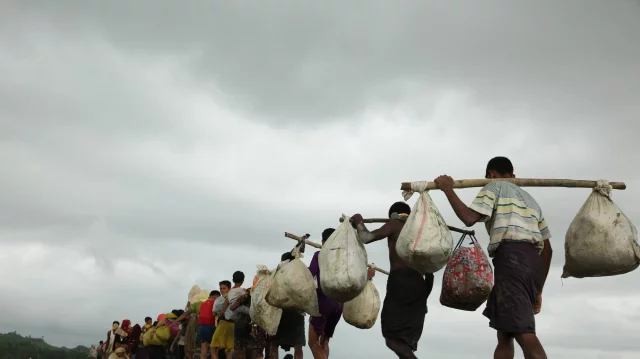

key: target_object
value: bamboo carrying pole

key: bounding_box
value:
[400,178,627,191]
[339,217,475,236]
[284,232,390,275]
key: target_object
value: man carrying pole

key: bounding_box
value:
[433,156,552,359]
[350,202,433,359]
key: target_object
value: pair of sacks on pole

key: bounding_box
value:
[401,179,640,311]
[253,225,381,335]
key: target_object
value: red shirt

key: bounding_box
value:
[198,298,216,325]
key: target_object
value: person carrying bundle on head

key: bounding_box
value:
[434,156,553,359]
[351,202,432,359]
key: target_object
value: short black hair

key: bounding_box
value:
[388,202,411,218]
[210,290,221,297]
[283,354,294,359]
[232,271,245,283]
[172,309,185,317]
[321,228,335,243]
[113,321,120,325]
[486,156,513,178]
[281,251,294,262]
[152,321,158,326]
[219,280,232,288]
[100,341,104,344]
[144,317,152,322]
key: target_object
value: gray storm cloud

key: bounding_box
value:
[1,1,639,358]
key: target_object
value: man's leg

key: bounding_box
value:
[384,338,417,359]
[320,337,329,358]
[293,345,303,359]
[200,342,208,359]
[308,322,327,359]
[269,343,279,359]
[494,332,514,359]
[514,333,547,359]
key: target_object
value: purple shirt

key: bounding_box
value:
[309,251,342,315]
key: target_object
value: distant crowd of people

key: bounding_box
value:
[88,228,367,359]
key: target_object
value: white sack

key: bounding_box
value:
[319,214,369,303]
[342,279,381,329]
[213,296,226,315]
[250,266,283,335]
[266,247,320,316]
[396,182,454,274]
[563,180,640,278]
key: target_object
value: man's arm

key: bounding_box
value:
[351,214,395,244]
[174,307,192,323]
[434,176,486,227]
[230,292,248,311]
[220,298,230,315]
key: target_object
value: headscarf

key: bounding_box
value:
[121,320,132,333]
[157,314,166,322]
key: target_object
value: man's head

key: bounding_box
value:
[209,290,221,299]
[283,354,294,359]
[321,228,335,245]
[99,341,104,345]
[388,201,411,218]
[144,317,152,325]
[112,321,119,331]
[485,156,515,179]
[232,271,245,285]
[219,280,232,295]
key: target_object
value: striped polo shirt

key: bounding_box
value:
[469,181,551,257]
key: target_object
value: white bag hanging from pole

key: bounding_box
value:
[319,214,369,303]
[396,181,454,274]
[563,180,640,278]
[265,247,320,316]
[342,278,381,329]
[250,265,283,336]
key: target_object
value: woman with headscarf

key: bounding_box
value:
[129,324,142,357]
[114,320,132,353]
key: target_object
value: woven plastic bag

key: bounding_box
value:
[397,182,454,274]
[440,234,493,311]
[266,246,320,316]
[342,277,381,329]
[563,180,640,278]
[319,214,369,303]
[250,265,283,335]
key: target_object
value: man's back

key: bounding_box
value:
[470,181,550,257]
[198,298,216,325]
[385,219,411,271]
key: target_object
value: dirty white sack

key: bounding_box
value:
[342,279,381,329]
[250,265,282,335]
[319,214,369,303]
[396,182,454,274]
[266,247,320,316]
[563,180,640,278]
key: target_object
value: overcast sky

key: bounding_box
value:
[1,1,640,358]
